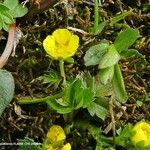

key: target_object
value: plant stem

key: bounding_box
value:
[0,23,16,68]
[93,0,99,34]
[59,59,67,87]
[17,91,64,104]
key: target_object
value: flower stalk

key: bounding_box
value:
[59,59,67,87]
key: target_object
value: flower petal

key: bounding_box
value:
[43,29,79,60]
[43,35,57,58]
[131,121,150,147]
[67,35,79,57]
[53,29,71,45]
[59,143,71,150]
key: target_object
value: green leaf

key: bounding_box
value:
[88,125,102,147]
[47,99,73,114]
[0,14,3,30]
[97,21,107,34]
[72,78,94,109]
[84,43,109,66]
[18,137,41,150]
[88,125,101,140]
[2,14,14,24]
[120,49,144,59]
[99,44,120,69]
[93,21,107,35]
[0,10,14,31]
[87,101,108,120]
[70,79,84,109]
[0,70,14,116]
[95,82,113,97]
[64,78,94,109]
[112,64,127,103]
[9,4,28,18]
[99,65,114,85]
[85,72,95,92]
[82,88,94,108]
[47,77,94,114]
[3,0,18,10]
[38,69,62,89]
[115,124,133,147]
[46,79,83,114]
[0,2,15,31]
[110,10,133,25]
[114,28,139,53]
[0,0,28,31]
[1,11,14,24]
[56,98,70,106]
[0,3,10,12]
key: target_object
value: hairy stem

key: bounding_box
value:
[93,0,99,34]
[0,23,16,68]
[59,59,67,87]
[17,91,64,104]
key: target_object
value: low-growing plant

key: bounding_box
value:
[18,28,108,121]
[84,27,145,103]
[16,3,146,150]
[18,27,145,126]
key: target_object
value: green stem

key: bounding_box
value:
[93,0,99,34]
[59,59,67,87]
[17,92,64,104]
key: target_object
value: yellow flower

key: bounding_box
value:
[47,145,55,150]
[47,125,66,144]
[47,143,71,150]
[59,143,71,150]
[131,121,150,147]
[43,29,79,60]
